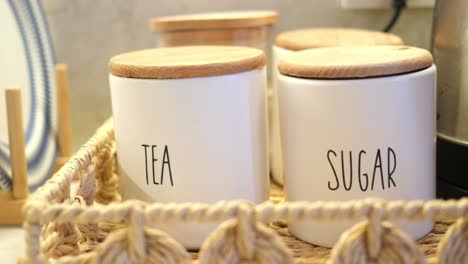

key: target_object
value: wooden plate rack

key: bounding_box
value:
[0,64,73,225]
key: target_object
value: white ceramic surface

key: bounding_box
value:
[0,0,57,191]
[278,65,437,247]
[109,68,269,249]
[270,45,292,185]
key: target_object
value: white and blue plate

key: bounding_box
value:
[0,0,57,191]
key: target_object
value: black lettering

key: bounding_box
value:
[371,149,384,190]
[327,150,339,190]
[341,151,352,191]
[358,150,368,191]
[152,145,159,185]
[161,145,174,186]
[142,144,150,185]
[388,147,397,188]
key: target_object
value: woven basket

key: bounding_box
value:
[21,119,468,263]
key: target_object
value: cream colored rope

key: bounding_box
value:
[436,217,468,263]
[330,221,427,264]
[20,118,468,264]
[198,202,294,263]
[25,199,468,227]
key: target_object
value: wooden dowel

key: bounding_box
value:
[55,64,73,157]
[6,87,29,199]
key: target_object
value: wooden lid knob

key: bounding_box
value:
[278,46,433,79]
[275,28,404,51]
[109,46,266,79]
[151,11,278,32]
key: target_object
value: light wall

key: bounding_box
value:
[43,0,434,149]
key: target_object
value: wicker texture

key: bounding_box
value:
[21,119,468,264]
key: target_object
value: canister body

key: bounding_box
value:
[270,45,293,184]
[109,68,269,249]
[278,66,437,247]
[156,27,273,54]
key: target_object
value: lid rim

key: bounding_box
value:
[150,11,278,32]
[109,46,266,79]
[277,45,433,79]
[279,65,433,80]
[153,24,275,33]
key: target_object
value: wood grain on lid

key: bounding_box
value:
[278,46,433,79]
[151,11,278,31]
[275,28,404,51]
[109,46,266,79]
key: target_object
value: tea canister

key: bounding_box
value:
[277,46,436,247]
[108,46,269,249]
[271,28,404,185]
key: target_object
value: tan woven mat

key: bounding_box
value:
[268,218,448,263]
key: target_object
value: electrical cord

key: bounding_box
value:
[383,0,407,32]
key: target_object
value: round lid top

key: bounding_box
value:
[109,46,266,79]
[275,28,404,51]
[151,11,278,31]
[278,45,433,79]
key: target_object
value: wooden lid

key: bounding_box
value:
[151,11,278,31]
[278,46,433,79]
[275,28,404,51]
[109,46,266,79]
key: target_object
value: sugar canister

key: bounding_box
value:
[108,46,269,249]
[277,46,436,247]
[271,28,404,185]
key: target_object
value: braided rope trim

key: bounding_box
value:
[25,118,115,207]
[24,198,468,226]
[20,118,468,264]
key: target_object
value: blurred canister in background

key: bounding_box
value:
[108,46,269,249]
[277,46,436,247]
[150,11,277,50]
[271,28,404,185]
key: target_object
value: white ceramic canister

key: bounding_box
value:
[271,28,404,185]
[277,46,436,247]
[108,46,269,249]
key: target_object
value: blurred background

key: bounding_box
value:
[42,0,434,149]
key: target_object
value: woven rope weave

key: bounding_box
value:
[20,119,468,264]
